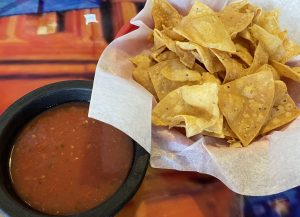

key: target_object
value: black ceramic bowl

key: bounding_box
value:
[0,80,149,217]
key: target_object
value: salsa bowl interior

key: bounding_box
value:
[0,80,149,217]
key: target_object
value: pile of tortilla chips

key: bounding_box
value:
[130,0,300,147]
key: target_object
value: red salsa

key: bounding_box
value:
[10,103,133,215]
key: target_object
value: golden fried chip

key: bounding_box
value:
[151,30,166,59]
[233,41,253,66]
[250,24,285,61]
[153,29,195,68]
[161,60,201,82]
[162,26,186,41]
[223,119,237,138]
[132,68,156,96]
[238,28,257,46]
[211,49,248,83]
[152,29,166,51]
[175,46,195,68]
[175,42,196,51]
[255,10,280,35]
[193,63,207,73]
[154,50,177,62]
[261,80,300,134]
[149,59,201,100]
[246,42,269,75]
[219,71,275,146]
[153,29,176,52]
[204,114,224,137]
[173,1,236,52]
[176,41,224,73]
[152,0,182,30]
[278,31,288,41]
[256,64,280,80]
[254,9,287,41]
[130,55,156,96]
[241,2,262,22]
[230,141,243,148]
[151,29,164,58]
[281,39,300,63]
[202,131,225,139]
[225,0,248,11]
[151,46,166,60]
[192,51,225,73]
[271,60,300,82]
[218,5,254,37]
[152,84,220,137]
[187,0,215,16]
[130,54,153,68]
[202,72,221,84]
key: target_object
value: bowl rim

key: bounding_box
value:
[0,80,149,217]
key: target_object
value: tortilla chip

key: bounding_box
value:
[255,10,280,34]
[173,1,236,52]
[238,28,257,47]
[175,46,195,68]
[261,80,300,134]
[233,41,253,66]
[202,131,225,139]
[130,55,156,96]
[223,119,237,138]
[271,60,300,82]
[246,42,269,75]
[204,114,224,137]
[281,39,300,63]
[152,84,220,137]
[224,0,249,11]
[154,50,177,62]
[230,141,243,148]
[256,64,280,80]
[151,29,166,59]
[152,29,166,52]
[241,3,262,21]
[161,60,201,82]
[193,63,207,73]
[278,31,288,41]
[211,49,248,83]
[151,46,166,60]
[152,0,182,30]
[153,29,195,68]
[218,7,254,37]
[186,0,215,17]
[162,26,186,41]
[149,59,201,100]
[192,50,225,73]
[250,24,285,61]
[130,54,154,68]
[176,41,224,73]
[132,68,156,96]
[202,72,221,84]
[255,9,287,41]
[153,29,176,52]
[219,70,275,146]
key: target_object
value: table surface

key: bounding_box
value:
[1,1,299,217]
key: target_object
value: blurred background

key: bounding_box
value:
[1,1,300,217]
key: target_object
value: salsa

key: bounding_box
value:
[10,103,133,215]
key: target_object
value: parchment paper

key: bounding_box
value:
[89,0,300,196]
